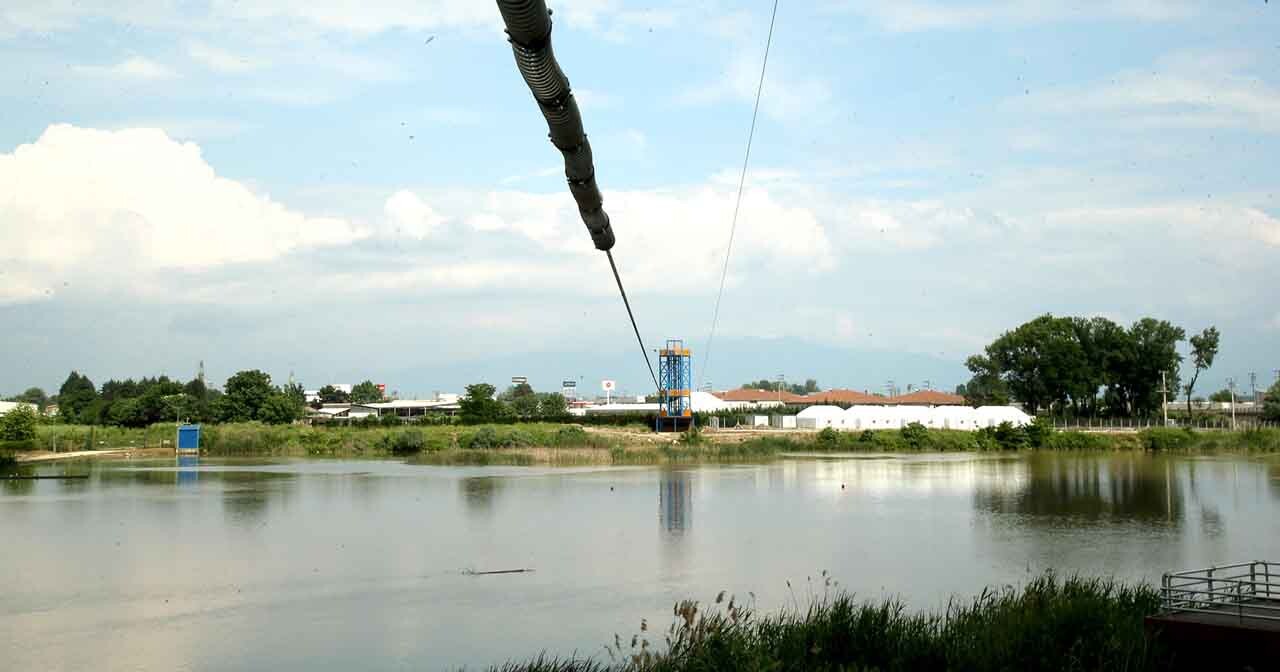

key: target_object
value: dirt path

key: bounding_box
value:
[15,447,174,463]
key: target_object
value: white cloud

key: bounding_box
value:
[73,56,177,80]
[384,190,448,238]
[1016,61,1280,134]
[187,41,262,73]
[676,52,832,121]
[831,0,1201,32]
[0,124,364,303]
[391,182,838,293]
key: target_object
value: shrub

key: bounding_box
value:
[0,404,39,442]
[389,429,425,455]
[1026,416,1055,448]
[1139,427,1196,452]
[380,414,403,427]
[900,422,928,448]
[816,427,841,449]
[993,421,1029,450]
[1043,431,1114,451]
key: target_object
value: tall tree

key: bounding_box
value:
[962,355,1010,406]
[57,371,97,423]
[1183,326,1220,420]
[350,380,383,404]
[221,370,274,422]
[5,387,48,410]
[318,385,350,404]
[1124,318,1185,416]
[1264,380,1280,422]
[460,383,505,424]
[257,394,302,425]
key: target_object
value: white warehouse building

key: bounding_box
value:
[797,404,1031,431]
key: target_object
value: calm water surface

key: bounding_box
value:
[3,452,1279,671]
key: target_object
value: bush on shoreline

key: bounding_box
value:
[488,573,1171,672]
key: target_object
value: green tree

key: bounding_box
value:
[350,380,383,404]
[221,370,274,422]
[962,355,1010,406]
[0,403,39,441]
[538,393,568,417]
[1123,318,1184,416]
[283,382,306,408]
[183,377,208,400]
[1208,389,1233,403]
[318,385,350,404]
[58,371,98,423]
[1183,326,1220,420]
[460,383,505,424]
[1264,380,1280,421]
[108,398,148,428]
[5,387,49,410]
[257,394,301,424]
[510,395,539,418]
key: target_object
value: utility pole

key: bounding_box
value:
[1251,372,1258,404]
[1161,371,1169,427]
[1228,377,1237,431]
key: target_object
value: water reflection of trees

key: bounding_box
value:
[460,476,502,515]
[973,454,1184,523]
[659,470,692,535]
[219,472,294,525]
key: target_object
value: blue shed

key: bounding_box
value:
[177,424,201,452]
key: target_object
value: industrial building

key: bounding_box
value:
[796,404,1031,431]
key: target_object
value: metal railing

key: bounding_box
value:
[1160,561,1280,623]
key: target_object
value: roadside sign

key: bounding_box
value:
[512,376,528,385]
[601,380,616,391]
[562,380,577,388]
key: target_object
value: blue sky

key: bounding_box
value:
[1,1,1278,397]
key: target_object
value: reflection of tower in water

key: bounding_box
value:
[659,470,692,535]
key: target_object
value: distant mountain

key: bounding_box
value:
[391,337,968,399]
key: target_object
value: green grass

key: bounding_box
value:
[487,574,1171,672]
[26,422,1280,462]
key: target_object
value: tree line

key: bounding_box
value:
[739,379,821,395]
[457,382,569,423]
[47,370,312,427]
[958,314,1226,418]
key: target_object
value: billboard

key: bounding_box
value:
[511,376,528,385]
[601,380,616,392]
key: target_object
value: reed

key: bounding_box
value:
[488,573,1170,672]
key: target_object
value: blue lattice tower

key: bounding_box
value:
[657,339,692,432]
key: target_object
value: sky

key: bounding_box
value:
[1,0,1278,398]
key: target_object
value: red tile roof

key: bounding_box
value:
[802,389,886,405]
[715,388,808,403]
[890,390,967,406]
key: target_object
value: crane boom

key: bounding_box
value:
[495,0,616,252]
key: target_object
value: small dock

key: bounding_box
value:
[1145,561,1280,667]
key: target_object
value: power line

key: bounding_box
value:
[607,250,660,391]
[698,0,780,390]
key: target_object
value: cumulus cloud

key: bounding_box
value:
[384,190,449,239]
[0,124,363,302]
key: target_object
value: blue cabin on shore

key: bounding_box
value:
[177,424,201,453]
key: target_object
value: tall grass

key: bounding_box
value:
[487,574,1169,672]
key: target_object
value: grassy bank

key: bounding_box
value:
[24,422,1280,464]
[489,574,1175,672]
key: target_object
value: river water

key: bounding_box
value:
[3,452,1279,671]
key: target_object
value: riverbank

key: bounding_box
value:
[489,574,1182,672]
[15,422,1279,465]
